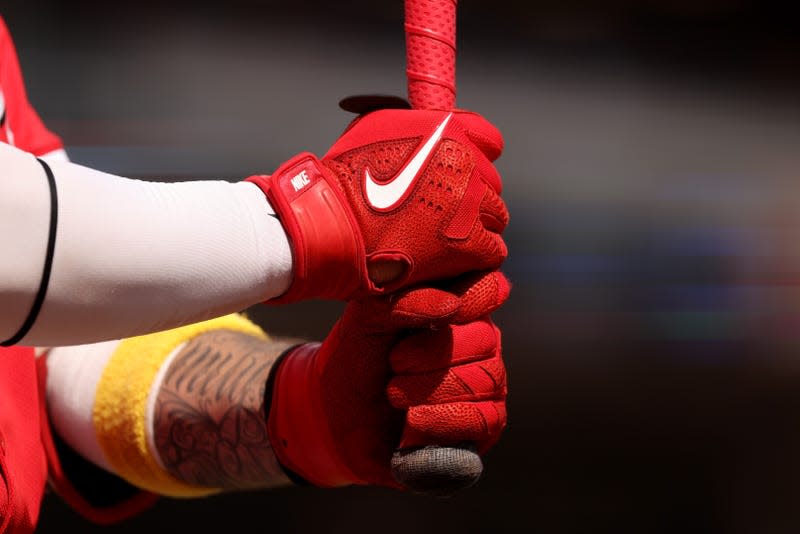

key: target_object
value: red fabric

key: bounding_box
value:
[0,347,157,534]
[0,347,47,534]
[388,318,507,455]
[267,270,510,489]
[267,343,364,487]
[246,154,363,303]
[366,270,511,328]
[268,311,403,488]
[0,16,65,156]
[247,108,507,303]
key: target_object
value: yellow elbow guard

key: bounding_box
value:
[93,313,268,498]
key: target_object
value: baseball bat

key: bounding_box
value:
[390,0,484,497]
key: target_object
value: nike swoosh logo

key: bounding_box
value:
[365,113,453,210]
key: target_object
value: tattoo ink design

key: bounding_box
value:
[153,330,299,490]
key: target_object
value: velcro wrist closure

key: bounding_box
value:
[246,153,363,303]
[267,342,359,487]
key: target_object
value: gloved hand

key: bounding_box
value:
[246,108,508,303]
[266,270,510,489]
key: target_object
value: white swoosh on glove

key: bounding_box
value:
[364,113,452,210]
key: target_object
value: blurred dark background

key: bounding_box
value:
[4,1,800,533]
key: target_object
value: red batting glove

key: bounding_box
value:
[266,271,510,489]
[246,109,508,303]
[388,318,506,455]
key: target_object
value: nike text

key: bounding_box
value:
[290,170,311,192]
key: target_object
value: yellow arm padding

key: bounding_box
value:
[93,313,268,498]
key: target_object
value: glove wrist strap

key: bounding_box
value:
[267,342,360,487]
[246,153,364,303]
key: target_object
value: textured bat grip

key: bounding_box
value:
[405,0,457,110]
[393,0,484,498]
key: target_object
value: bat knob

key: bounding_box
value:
[391,444,483,497]
[338,94,411,114]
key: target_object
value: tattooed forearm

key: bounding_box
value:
[153,329,302,490]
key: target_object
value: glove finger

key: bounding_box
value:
[365,271,511,329]
[453,111,504,162]
[388,356,505,408]
[400,400,507,454]
[479,185,509,234]
[458,230,507,276]
[364,287,462,329]
[442,171,506,240]
[389,318,499,374]
[447,271,511,324]
[392,271,511,327]
[472,145,503,194]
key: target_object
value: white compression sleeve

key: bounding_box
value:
[44,340,121,473]
[0,142,292,346]
[0,143,52,336]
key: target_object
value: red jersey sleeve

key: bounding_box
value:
[0,16,65,157]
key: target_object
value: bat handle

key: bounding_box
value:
[404,0,458,110]
[395,0,483,497]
